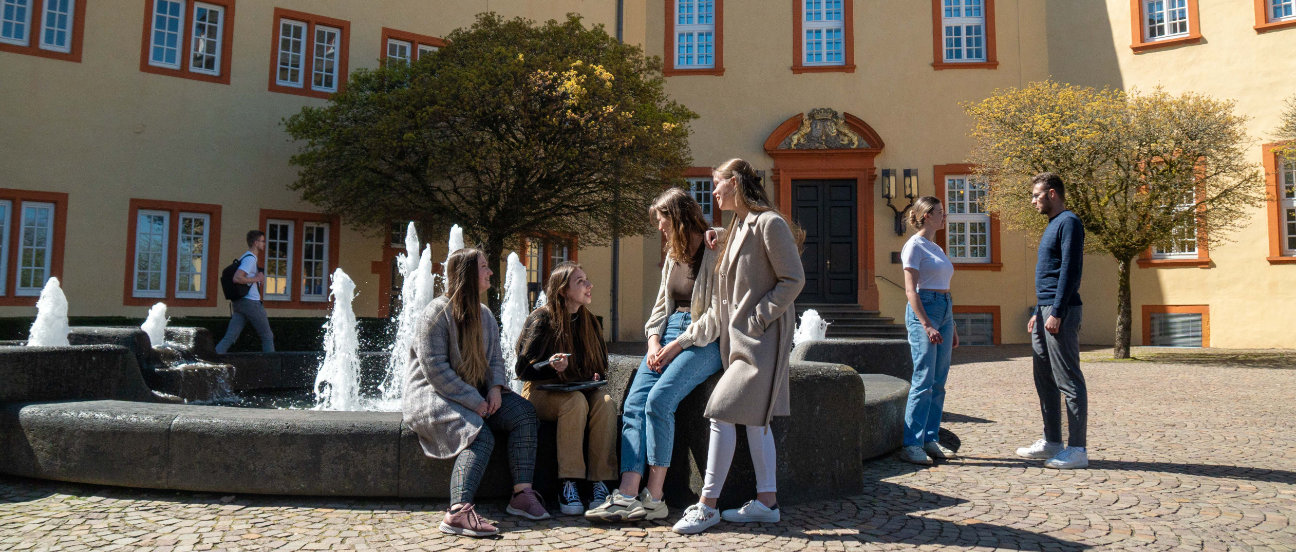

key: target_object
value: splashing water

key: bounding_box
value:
[499,253,530,394]
[141,302,168,349]
[793,309,829,347]
[314,269,363,411]
[378,224,425,403]
[27,277,70,347]
[534,291,548,310]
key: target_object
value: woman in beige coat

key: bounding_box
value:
[673,158,805,535]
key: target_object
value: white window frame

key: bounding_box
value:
[264,219,293,300]
[311,24,341,92]
[38,0,72,52]
[275,19,307,88]
[133,210,170,299]
[16,202,54,296]
[1280,158,1296,256]
[300,221,329,302]
[803,0,844,66]
[942,0,986,62]
[174,212,209,299]
[1152,191,1198,259]
[188,2,223,76]
[148,0,184,69]
[674,0,715,69]
[945,175,991,263]
[1144,0,1189,42]
[1273,0,1296,22]
[686,177,713,219]
[0,200,10,296]
[386,38,410,64]
[416,43,437,58]
[0,0,32,46]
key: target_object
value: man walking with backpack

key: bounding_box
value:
[215,230,274,353]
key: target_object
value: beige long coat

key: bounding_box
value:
[703,210,805,427]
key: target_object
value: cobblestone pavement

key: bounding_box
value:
[2,346,1294,551]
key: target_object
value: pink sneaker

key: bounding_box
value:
[506,488,551,520]
[439,503,498,537]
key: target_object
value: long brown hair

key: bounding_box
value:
[543,262,608,381]
[651,187,709,264]
[445,248,487,388]
[713,158,806,259]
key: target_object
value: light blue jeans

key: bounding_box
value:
[620,311,723,474]
[903,290,954,447]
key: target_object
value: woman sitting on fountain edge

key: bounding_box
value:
[514,262,617,516]
[403,248,550,538]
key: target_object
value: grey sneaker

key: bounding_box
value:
[672,503,720,534]
[898,445,933,465]
[1045,447,1089,469]
[584,491,639,523]
[924,441,957,460]
[1016,439,1064,460]
[721,499,780,523]
[635,488,669,521]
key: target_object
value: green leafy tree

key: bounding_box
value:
[966,81,1264,358]
[284,13,697,311]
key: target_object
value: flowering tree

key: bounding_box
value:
[965,81,1264,357]
[284,14,697,310]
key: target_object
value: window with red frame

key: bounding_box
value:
[140,0,235,84]
[0,0,85,62]
[268,8,349,98]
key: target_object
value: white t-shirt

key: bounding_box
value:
[237,251,261,301]
[900,235,953,291]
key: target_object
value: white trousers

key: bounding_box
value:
[700,419,777,498]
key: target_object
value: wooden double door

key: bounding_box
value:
[792,180,858,304]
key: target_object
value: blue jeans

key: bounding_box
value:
[620,311,723,474]
[903,290,954,447]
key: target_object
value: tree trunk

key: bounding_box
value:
[1113,256,1133,359]
[483,235,505,318]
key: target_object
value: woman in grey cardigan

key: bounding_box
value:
[586,187,724,523]
[404,248,550,537]
[673,158,805,535]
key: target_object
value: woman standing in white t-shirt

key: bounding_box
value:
[898,196,959,466]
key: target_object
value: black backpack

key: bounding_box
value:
[220,253,255,301]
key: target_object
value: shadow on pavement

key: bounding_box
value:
[962,456,1296,485]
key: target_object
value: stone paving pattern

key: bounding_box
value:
[2,346,1293,551]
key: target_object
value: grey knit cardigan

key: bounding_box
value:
[402,295,509,460]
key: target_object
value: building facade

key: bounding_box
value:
[1,1,1292,347]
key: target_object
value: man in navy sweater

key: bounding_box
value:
[1016,172,1089,469]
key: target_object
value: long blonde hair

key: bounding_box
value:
[713,158,806,258]
[445,248,487,388]
[542,262,608,381]
[651,187,709,265]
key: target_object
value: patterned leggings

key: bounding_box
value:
[450,391,538,505]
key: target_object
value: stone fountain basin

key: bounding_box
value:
[0,334,910,507]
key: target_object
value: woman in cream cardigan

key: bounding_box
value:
[673,158,805,535]
[403,248,550,537]
[585,187,724,523]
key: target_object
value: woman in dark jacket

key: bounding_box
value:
[514,262,616,515]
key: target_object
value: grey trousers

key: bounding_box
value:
[1031,305,1087,447]
[215,299,275,353]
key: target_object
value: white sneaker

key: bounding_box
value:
[559,481,584,515]
[1045,447,1089,469]
[1016,439,1063,460]
[672,503,720,534]
[923,441,957,460]
[898,445,933,465]
[721,500,780,523]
